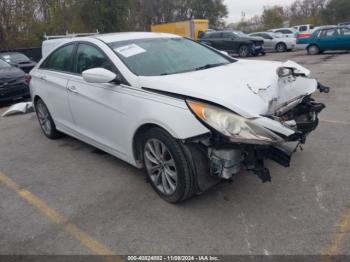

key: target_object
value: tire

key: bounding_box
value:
[276,43,287,52]
[238,45,250,57]
[141,128,196,203]
[34,98,62,139]
[307,45,320,55]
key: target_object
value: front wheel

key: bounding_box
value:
[142,128,196,203]
[238,45,250,57]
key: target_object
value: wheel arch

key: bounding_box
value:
[307,43,320,50]
[275,42,287,49]
[132,123,176,167]
[33,95,42,105]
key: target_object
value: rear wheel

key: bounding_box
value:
[238,45,250,57]
[34,98,62,139]
[276,43,287,52]
[307,45,320,55]
[142,128,196,203]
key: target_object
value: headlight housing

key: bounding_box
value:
[187,100,282,145]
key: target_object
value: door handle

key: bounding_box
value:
[67,85,79,93]
[39,75,47,81]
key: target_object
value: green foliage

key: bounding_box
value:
[0,0,228,49]
[322,0,350,24]
[261,6,285,29]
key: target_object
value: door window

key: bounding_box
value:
[321,29,339,37]
[222,32,233,38]
[299,26,308,32]
[75,44,115,75]
[41,44,75,72]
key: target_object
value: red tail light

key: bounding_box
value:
[25,74,32,84]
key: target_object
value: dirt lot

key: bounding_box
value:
[0,51,350,256]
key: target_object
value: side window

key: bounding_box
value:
[321,29,338,37]
[41,44,74,72]
[299,26,307,32]
[209,33,222,39]
[262,33,272,39]
[222,32,233,38]
[75,44,115,75]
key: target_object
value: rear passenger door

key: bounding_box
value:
[67,42,127,155]
[35,43,76,130]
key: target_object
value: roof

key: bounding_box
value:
[93,32,181,43]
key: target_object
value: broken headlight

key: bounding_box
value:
[187,100,282,145]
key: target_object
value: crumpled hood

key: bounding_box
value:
[139,59,317,118]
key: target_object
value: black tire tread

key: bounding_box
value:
[141,127,196,203]
[35,99,62,139]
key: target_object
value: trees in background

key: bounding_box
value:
[0,0,227,49]
[234,0,349,33]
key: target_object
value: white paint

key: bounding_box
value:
[315,185,328,212]
[263,249,270,255]
[238,211,253,255]
[30,32,321,170]
[301,172,308,183]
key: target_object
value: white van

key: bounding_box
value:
[293,24,314,33]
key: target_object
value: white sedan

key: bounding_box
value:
[29,32,328,202]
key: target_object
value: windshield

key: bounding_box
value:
[0,53,30,63]
[0,59,10,68]
[109,38,234,76]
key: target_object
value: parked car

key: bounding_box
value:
[29,32,328,202]
[0,59,29,103]
[268,28,298,38]
[199,31,264,57]
[0,52,37,73]
[297,26,350,55]
[249,32,296,52]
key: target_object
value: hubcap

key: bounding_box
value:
[36,102,52,135]
[277,44,285,52]
[144,139,178,195]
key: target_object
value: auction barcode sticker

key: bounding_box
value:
[115,44,146,58]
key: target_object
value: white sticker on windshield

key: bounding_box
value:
[114,44,146,58]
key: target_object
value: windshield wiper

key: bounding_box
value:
[194,62,229,71]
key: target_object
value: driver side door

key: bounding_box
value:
[67,42,129,156]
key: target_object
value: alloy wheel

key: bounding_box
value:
[36,101,52,136]
[239,46,249,57]
[144,139,178,195]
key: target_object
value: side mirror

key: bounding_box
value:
[82,68,118,84]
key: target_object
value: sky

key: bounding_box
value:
[224,0,295,23]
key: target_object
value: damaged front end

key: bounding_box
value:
[186,65,329,185]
